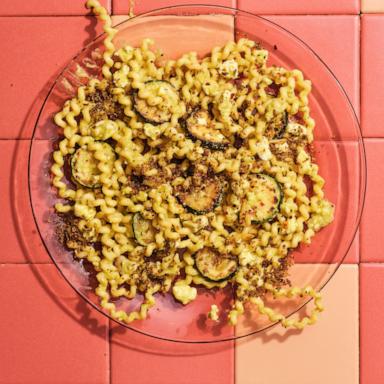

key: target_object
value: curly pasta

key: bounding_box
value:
[51,0,335,330]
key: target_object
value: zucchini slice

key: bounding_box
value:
[132,213,156,246]
[195,247,238,282]
[133,81,179,124]
[178,177,223,215]
[181,109,229,150]
[240,174,282,224]
[71,143,115,188]
[264,111,288,140]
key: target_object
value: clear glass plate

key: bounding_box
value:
[28,5,366,343]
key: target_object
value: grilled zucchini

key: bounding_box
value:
[178,177,223,215]
[133,81,179,124]
[195,247,238,282]
[181,109,229,150]
[71,143,115,188]
[240,173,282,224]
[132,213,156,246]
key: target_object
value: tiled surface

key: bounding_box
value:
[0,264,109,384]
[361,0,384,13]
[0,140,49,263]
[360,139,384,262]
[111,326,234,384]
[0,1,381,384]
[236,265,359,384]
[238,0,359,14]
[0,17,103,139]
[113,0,359,15]
[360,264,384,384]
[267,16,360,114]
[361,15,384,137]
[0,0,110,15]
[113,0,236,15]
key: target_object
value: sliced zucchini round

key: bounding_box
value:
[71,143,115,188]
[240,173,282,224]
[264,111,288,140]
[132,213,156,246]
[195,247,238,282]
[181,109,229,150]
[178,177,223,215]
[133,81,179,124]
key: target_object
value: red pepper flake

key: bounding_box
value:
[303,175,314,198]
[265,82,281,97]
[290,112,305,125]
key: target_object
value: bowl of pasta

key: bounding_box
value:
[28,1,365,342]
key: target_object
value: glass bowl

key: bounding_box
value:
[28,5,365,343]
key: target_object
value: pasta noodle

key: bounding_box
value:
[51,0,334,329]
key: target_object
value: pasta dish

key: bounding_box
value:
[51,0,334,329]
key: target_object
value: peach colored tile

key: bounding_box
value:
[238,0,359,14]
[360,264,384,384]
[0,140,50,263]
[0,0,110,15]
[111,324,234,384]
[361,15,384,137]
[0,17,103,139]
[236,265,359,384]
[360,139,384,262]
[113,0,236,15]
[265,16,359,115]
[361,0,384,12]
[0,264,109,384]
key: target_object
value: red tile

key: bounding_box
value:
[360,264,384,384]
[238,0,359,14]
[111,323,234,384]
[360,139,384,262]
[0,0,110,15]
[0,17,103,139]
[0,140,50,263]
[264,16,359,115]
[113,0,236,15]
[361,15,384,137]
[0,264,109,384]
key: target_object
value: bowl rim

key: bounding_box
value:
[28,3,367,343]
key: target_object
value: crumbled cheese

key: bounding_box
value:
[197,117,208,126]
[273,141,289,153]
[144,123,162,140]
[255,137,272,161]
[91,119,118,140]
[239,249,257,266]
[172,285,197,305]
[219,59,239,79]
[208,304,219,322]
[286,122,307,137]
[113,63,130,88]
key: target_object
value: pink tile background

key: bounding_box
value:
[361,15,384,137]
[0,0,110,15]
[0,0,381,383]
